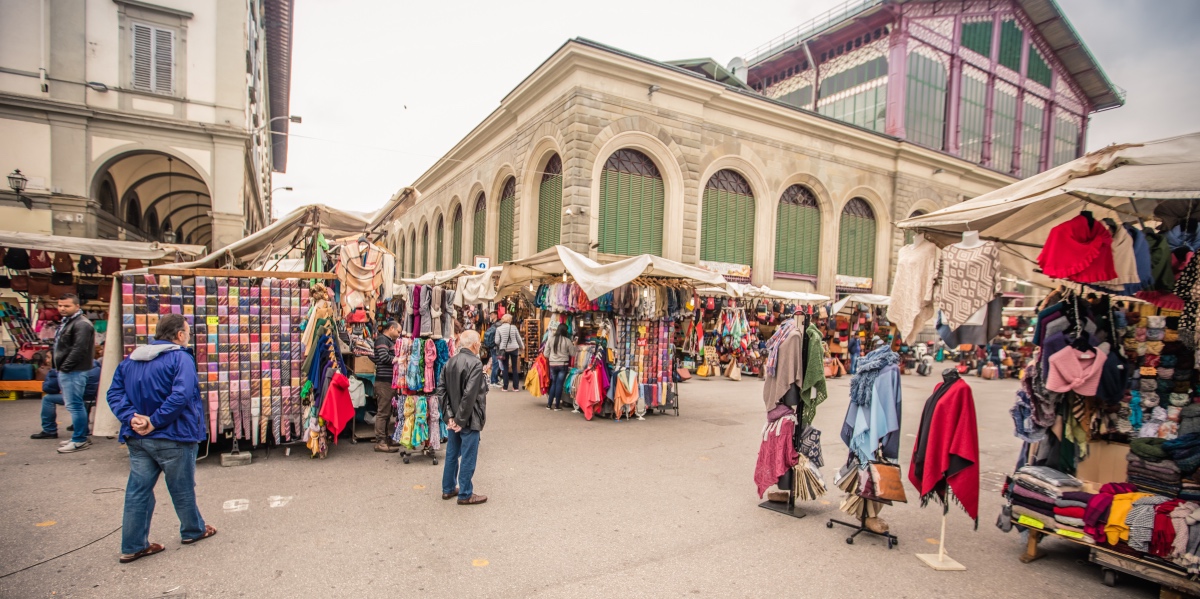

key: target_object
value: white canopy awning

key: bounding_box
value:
[833,293,892,314]
[0,231,206,261]
[496,245,731,300]
[399,265,485,286]
[456,266,502,305]
[898,131,1200,282]
[697,282,829,304]
[172,204,370,270]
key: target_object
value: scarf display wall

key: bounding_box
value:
[120,274,311,448]
[393,284,457,340]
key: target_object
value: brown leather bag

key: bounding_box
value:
[49,282,76,299]
[27,273,50,296]
[865,462,908,503]
[10,275,28,292]
[52,252,74,273]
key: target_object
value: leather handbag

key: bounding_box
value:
[696,363,710,378]
[49,282,76,299]
[676,367,691,381]
[865,461,908,503]
[52,252,74,273]
[10,274,28,292]
[78,283,99,301]
[725,361,741,381]
[0,276,9,288]
[28,250,51,269]
[50,272,73,285]
[27,274,50,296]
[98,281,113,303]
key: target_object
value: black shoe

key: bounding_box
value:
[67,425,73,432]
[30,431,58,439]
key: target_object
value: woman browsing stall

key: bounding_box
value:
[542,324,574,410]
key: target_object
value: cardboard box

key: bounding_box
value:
[1074,440,1130,486]
[353,356,376,375]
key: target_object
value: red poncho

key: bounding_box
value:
[1038,215,1117,283]
[908,378,980,525]
[319,371,354,444]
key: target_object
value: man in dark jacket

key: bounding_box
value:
[106,313,215,563]
[438,329,488,505]
[31,360,101,439]
[53,294,95,453]
[373,320,401,452]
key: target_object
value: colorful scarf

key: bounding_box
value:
[849,346,899,407]
[799,324,828,429]
[764,318,797,378]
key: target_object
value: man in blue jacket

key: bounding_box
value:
[106,314,216,563]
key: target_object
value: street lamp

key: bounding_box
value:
[162,225,176,244]
[267,186,293,220]
[7,169,31,210]
[260,115,301,131]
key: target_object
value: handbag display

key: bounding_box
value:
[28,250,51,269]
[10,275,28,292]
[675,367,692,381]
[27,274,50,296]
[725,361,741,381]
[981,364,999,380]
[52,252,74,273]
[696,363,711,378]
[865,461,908,503]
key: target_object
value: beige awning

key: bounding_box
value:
[0,231,206,261]
[496,245,731,300]
[898,131,1200,282]
[172,204,370,270]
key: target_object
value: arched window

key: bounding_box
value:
[537,154,562,252]
[98,179,117,215]
[904,209,927,245]
[701,169,755,267]
[472,193,486,259]
[399,234,406,278]
[125,194,142,230]
[775,185,820,277]
[452,206,463,266]
[409,230,417,277]
[837,198,877,284]
[421,224,429,275]
[497,177,515,263]
[144,207,161,240]
[435,216,444,270]
[599,149,664,256]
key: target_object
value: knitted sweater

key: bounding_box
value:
[1046,346,1108,396]
[936,241,1000,330]
[888,239,939,344]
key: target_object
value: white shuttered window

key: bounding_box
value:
[131,22,174,95]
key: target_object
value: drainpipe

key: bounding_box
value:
[802,40,818,110]
[39,0,48,92]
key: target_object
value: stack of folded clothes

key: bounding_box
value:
[1055,491,1096,543]
[1127,452,1182,497]
[1129,437,1183,497]
[1011,466,1083,530]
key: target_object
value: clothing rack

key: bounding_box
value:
[826,514,899,549]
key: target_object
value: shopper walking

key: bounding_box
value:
[373,320,401,453]
[543,324,573,410]
[494,314,524,392]
[483,312,504,387]
[438,329,488,505]
[53,294,96,453]
[106,314,215,563]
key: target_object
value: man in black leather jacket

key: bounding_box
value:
[438,329,488,505]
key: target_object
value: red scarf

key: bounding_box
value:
[1038,215,1118,283]
[319,371,354,444]
[909,378,980,524]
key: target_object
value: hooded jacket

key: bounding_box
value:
[106,341,204,443]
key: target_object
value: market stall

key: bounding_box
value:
[93,205,399,461]
[497,245,729,420]
[898,131,1200,594]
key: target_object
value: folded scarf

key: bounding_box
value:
[1159,367,1176,380]
[1062,491,1096,504]
[1163,354,1180,368]
[1055,499,1089,509]
[1013,496,1057,517]
[1171,393,1193,407]
[1013,504,1056,526]
[1055,515,1086,528]
[1142,378,1160,392]
[1017,465,1083,488]
[1132,436,1171,461]
[1013,483,1057,505]
[1144,392,1162,408]
[1054,505,1086,518]
[1128,453,1182,472]
[1014,475,1061,499]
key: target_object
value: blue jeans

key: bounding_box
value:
[503,351,520,390]
[59,370,90,443]
[547,365,568,407]
[40,393,64,434]
[121,438,206,555]
[442,428,479,500]
[489,352,504,385]
[848,354,859,375]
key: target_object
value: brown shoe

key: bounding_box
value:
[119,542,165,563]
[441,488,459,500]
[457,494,488,505]
[374,443,399,453]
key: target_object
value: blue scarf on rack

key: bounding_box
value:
[849,346,898,407]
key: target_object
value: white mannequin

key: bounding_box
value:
[911,232,927,248]
[956,230,984,249]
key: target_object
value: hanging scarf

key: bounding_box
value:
[799,324,828,429]
[849,346,899,407]
[764,318,797,377]
[1037,214,1118,283]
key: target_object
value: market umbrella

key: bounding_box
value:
[898,131,1200,283]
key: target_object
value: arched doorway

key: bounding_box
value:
[91,151,212,246]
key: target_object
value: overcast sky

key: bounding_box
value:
[272,0,1200,217]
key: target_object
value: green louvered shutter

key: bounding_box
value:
[537,155,563,252]
[398,237,406,277]
[435,217,444,270]
[421,226,429,275]
[498,178,515,263]
[451,207,463,267]
[774,185,820,276]
[472,194,486,259]
[599,149,663,256]
[409,231,417,276]
[701,170,755,266]
[837,198,876,279]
